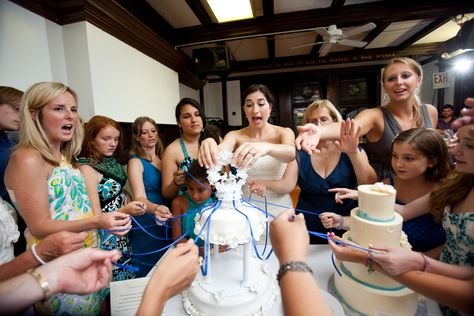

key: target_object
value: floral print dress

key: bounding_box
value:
[438,205,474,316]
[25,156,106,315]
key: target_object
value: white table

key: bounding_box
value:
[161,245,442,315]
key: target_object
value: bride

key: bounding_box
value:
[198,84,295,216]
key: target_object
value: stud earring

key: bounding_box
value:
[383,92,389,103]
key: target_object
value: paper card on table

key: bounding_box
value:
[110,277,150,316]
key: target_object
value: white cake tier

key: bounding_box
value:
[182,249,278,316]
[358,183,396,221]
[194,201,267,247]
[334,262,419,316]
[350,208,403,248]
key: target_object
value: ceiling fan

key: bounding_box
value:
[292,22,376,57]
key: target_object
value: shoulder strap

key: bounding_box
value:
[179,138,190,158]
[420,104,433,128]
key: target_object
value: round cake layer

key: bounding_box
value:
[350,208,403,248]
[183,250,278,316]
[194,202,266,247]
[334,266,418,316]
[358,183,396,221]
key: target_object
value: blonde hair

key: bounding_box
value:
[382,57,424,127]
[303,99,343,124]
[18,82,84,165]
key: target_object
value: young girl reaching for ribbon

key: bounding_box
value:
[171,160,226,253]
[321,128,451,252]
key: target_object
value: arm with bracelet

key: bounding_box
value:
[0,248,120,314]
[270,209,331,316]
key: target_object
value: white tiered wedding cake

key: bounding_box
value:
[333,183,419,316]
[182,151,278,316]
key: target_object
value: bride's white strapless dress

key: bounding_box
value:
[242,156,293,217]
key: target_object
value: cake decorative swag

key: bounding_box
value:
[182,150,278,316]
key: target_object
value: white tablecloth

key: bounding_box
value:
[162,245,442,315]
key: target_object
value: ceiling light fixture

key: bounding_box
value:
[207,0,253,23]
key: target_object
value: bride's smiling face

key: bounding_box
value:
[243,91,271,128]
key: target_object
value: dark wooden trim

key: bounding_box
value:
[173,1,474,46]
[185,0,214,26]
[232,43,446,72]
[262,0,274,18]
[330,0,346,12]
[267,35,275,61]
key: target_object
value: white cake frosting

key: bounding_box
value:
[333,183,419,315]
[183,151,278,316]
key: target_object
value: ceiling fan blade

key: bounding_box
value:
[319,43,332,57]
[315,27,331,38]
[291,41,325,49]
[338,39,367,48]
[343,22,376,37]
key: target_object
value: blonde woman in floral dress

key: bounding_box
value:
[5,82,131,315]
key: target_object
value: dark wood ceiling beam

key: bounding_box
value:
[232,43,446,72]
[397,17,452,50]
[10,0,84,24]
[310,35,323,56]
[363,22,390,43]
[185,0,213,26]
[173,1,474,46]
[267,35,275,61]
[330,0,346,12]
[262,0,274,18]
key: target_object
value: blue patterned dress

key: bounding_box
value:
[77,156,135,281]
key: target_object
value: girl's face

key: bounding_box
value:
[391,142,435,180]
[178,104,203,136]
[453,125,474,174]
[137,121,158,149]
[308,107,334,126]
[187,179,212,205]
[0,101,20,131]
[243,91,271,128]
[383,62,421,103]
[39,91,78,146]
[92,125,120,157]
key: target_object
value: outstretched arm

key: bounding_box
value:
[137,239,199,315]
[270,209,331,316]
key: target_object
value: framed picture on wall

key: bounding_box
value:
[292,82,321,106]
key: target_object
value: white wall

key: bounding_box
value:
[179,83,200,101]
[0,1,182,124]
[203,82,223,120]
[226,80,242,126]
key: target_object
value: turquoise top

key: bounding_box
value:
[182,193,216,247]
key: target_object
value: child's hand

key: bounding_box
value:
[248,180,267,197]
[328,188,358,204]
[319,212,340,229]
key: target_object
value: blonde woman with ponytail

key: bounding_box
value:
[296,57,438,180]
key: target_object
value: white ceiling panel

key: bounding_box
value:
[366,19,433,49]
[275,31,318,57]
[146,0,201,28]
[274,0,331,14]
[415,13,474,44]
[226,37,268,61]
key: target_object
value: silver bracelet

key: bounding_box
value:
[277,261,313,282]
[337,214,345,230]
[31,244,46,265]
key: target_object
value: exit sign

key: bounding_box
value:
[433,72,450,89]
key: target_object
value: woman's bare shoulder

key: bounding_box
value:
[9,147,45,167]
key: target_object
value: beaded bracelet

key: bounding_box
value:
[366,251,374,273]
[31,244,46,265]
[337,215,345,230]
[420,253,429,272]
[28,268,52,300]
[277,261,313,282]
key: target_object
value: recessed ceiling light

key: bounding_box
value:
[207,0,253,23]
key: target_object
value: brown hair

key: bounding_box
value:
[430,172,474,222]
[382,57,424,127]
[130,116,164,160]
[185,160,209,185]
[80,115,123,162]
[0,86,23,105]
[242,84,274,107]
[392,128,451,182]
